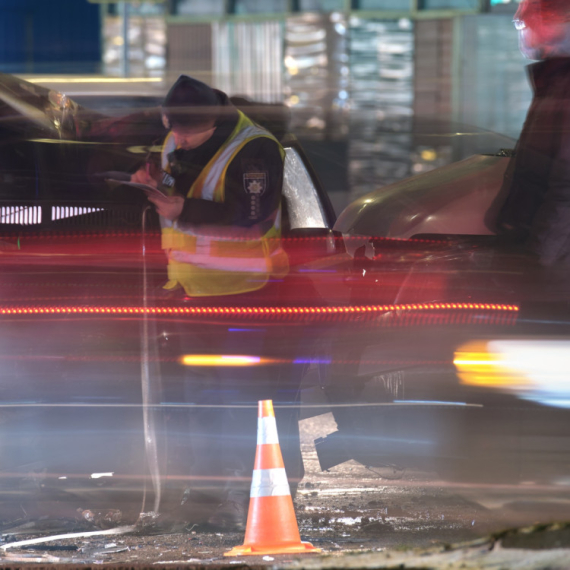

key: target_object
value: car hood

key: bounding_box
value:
[334,154,511,239]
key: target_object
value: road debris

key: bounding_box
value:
[22,544,78,551]
[97,546,130,555]
[0,525,135,551]
[78,508,123,528]
[152,559,203,564]
[282,539,570,570]
[492,522,570,550]
[2,552,62,564]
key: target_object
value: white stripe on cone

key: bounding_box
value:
[250,468,291,498]
[257,416,280,445]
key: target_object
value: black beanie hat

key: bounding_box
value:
[162,75,221,129]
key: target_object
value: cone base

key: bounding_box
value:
[224,541,321,557]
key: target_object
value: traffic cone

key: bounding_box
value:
[224,400,320,556]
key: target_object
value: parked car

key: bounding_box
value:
[1,72,569,529]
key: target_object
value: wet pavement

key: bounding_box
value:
[1,413,569,567]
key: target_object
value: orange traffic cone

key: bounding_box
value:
[225,400,320,556]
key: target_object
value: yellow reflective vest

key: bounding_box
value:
[160,111,288,297]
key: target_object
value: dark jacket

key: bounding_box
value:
[497,57,570,265]
[166,90,284,229]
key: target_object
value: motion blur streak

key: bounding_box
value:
[0,402,477,409]
[180,355,267,366]
[0,355,447,367]
[0,232,444,244]
[0,303,520,316]
[455,339,570,408]
[24,77,163,84]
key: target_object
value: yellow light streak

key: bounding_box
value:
[454,341,530,387]
[180,355,275,367]
[454,358,497,366]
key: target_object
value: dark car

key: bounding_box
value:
[316,153,570,485]
[1,72,569,530]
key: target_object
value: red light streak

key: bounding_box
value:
[0,230,445,245]
[0,303,519,316]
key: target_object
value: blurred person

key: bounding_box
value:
[497,0,570,271]
[133,75,303,530]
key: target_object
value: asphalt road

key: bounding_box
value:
[1,412,570,566]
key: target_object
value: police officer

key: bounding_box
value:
[132,74,288,292]
[132,75,302,530]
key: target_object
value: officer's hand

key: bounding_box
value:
[147,194,184,221]
[131,167,158,187]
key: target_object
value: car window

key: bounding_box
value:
[282,146,329,230]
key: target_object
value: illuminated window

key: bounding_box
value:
[421,0,479,8]
[299,0,347,10]
[175,0,226,16]
[359,0,414,8]
[124,2,165,15]
[233,0,288,13]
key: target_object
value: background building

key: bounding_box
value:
[0,0,101,74]
[0,0,526,211]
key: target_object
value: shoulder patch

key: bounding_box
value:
[244,172,267,195]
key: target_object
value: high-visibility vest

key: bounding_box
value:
[160,111,288,297]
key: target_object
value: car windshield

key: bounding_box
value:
[1,0,568,566]
[0,73,77,137]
